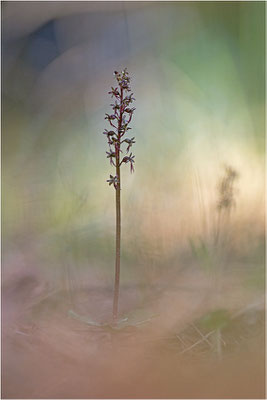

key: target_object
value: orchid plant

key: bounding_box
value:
[103,68,135,322]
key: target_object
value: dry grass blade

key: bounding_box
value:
[190,322,213,348]
[180,330,215,355]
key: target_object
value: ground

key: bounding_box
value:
[2,263,265,399]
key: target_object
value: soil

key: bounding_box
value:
[2,267,265,399]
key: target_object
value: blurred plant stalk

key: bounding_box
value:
[190,165,239,360]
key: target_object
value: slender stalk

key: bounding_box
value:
[113,162,121,321]
[113,88,123,322]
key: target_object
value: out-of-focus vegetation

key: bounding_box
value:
[2,2,265,398]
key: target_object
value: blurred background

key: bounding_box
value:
[2,0,265,283]
[2,2,265,398]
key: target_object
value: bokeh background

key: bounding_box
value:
[2,2,265,399]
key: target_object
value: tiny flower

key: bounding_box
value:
[123,94,135,106]
[121,80,129,89]
[124,137,135,152]
[103,129,116,137]
[105,113,116,121]
[121,156,130,164]
[108,136,118,145]
[106,150,116,166]
[129,154,135,173]
[106,150,116,158]
[107,175,119,189]
[108,87,120,97]
[128,152,135,162]
[121,153,135,172]
[111,102,120,112]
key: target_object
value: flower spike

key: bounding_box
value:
[102,68,136,188]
